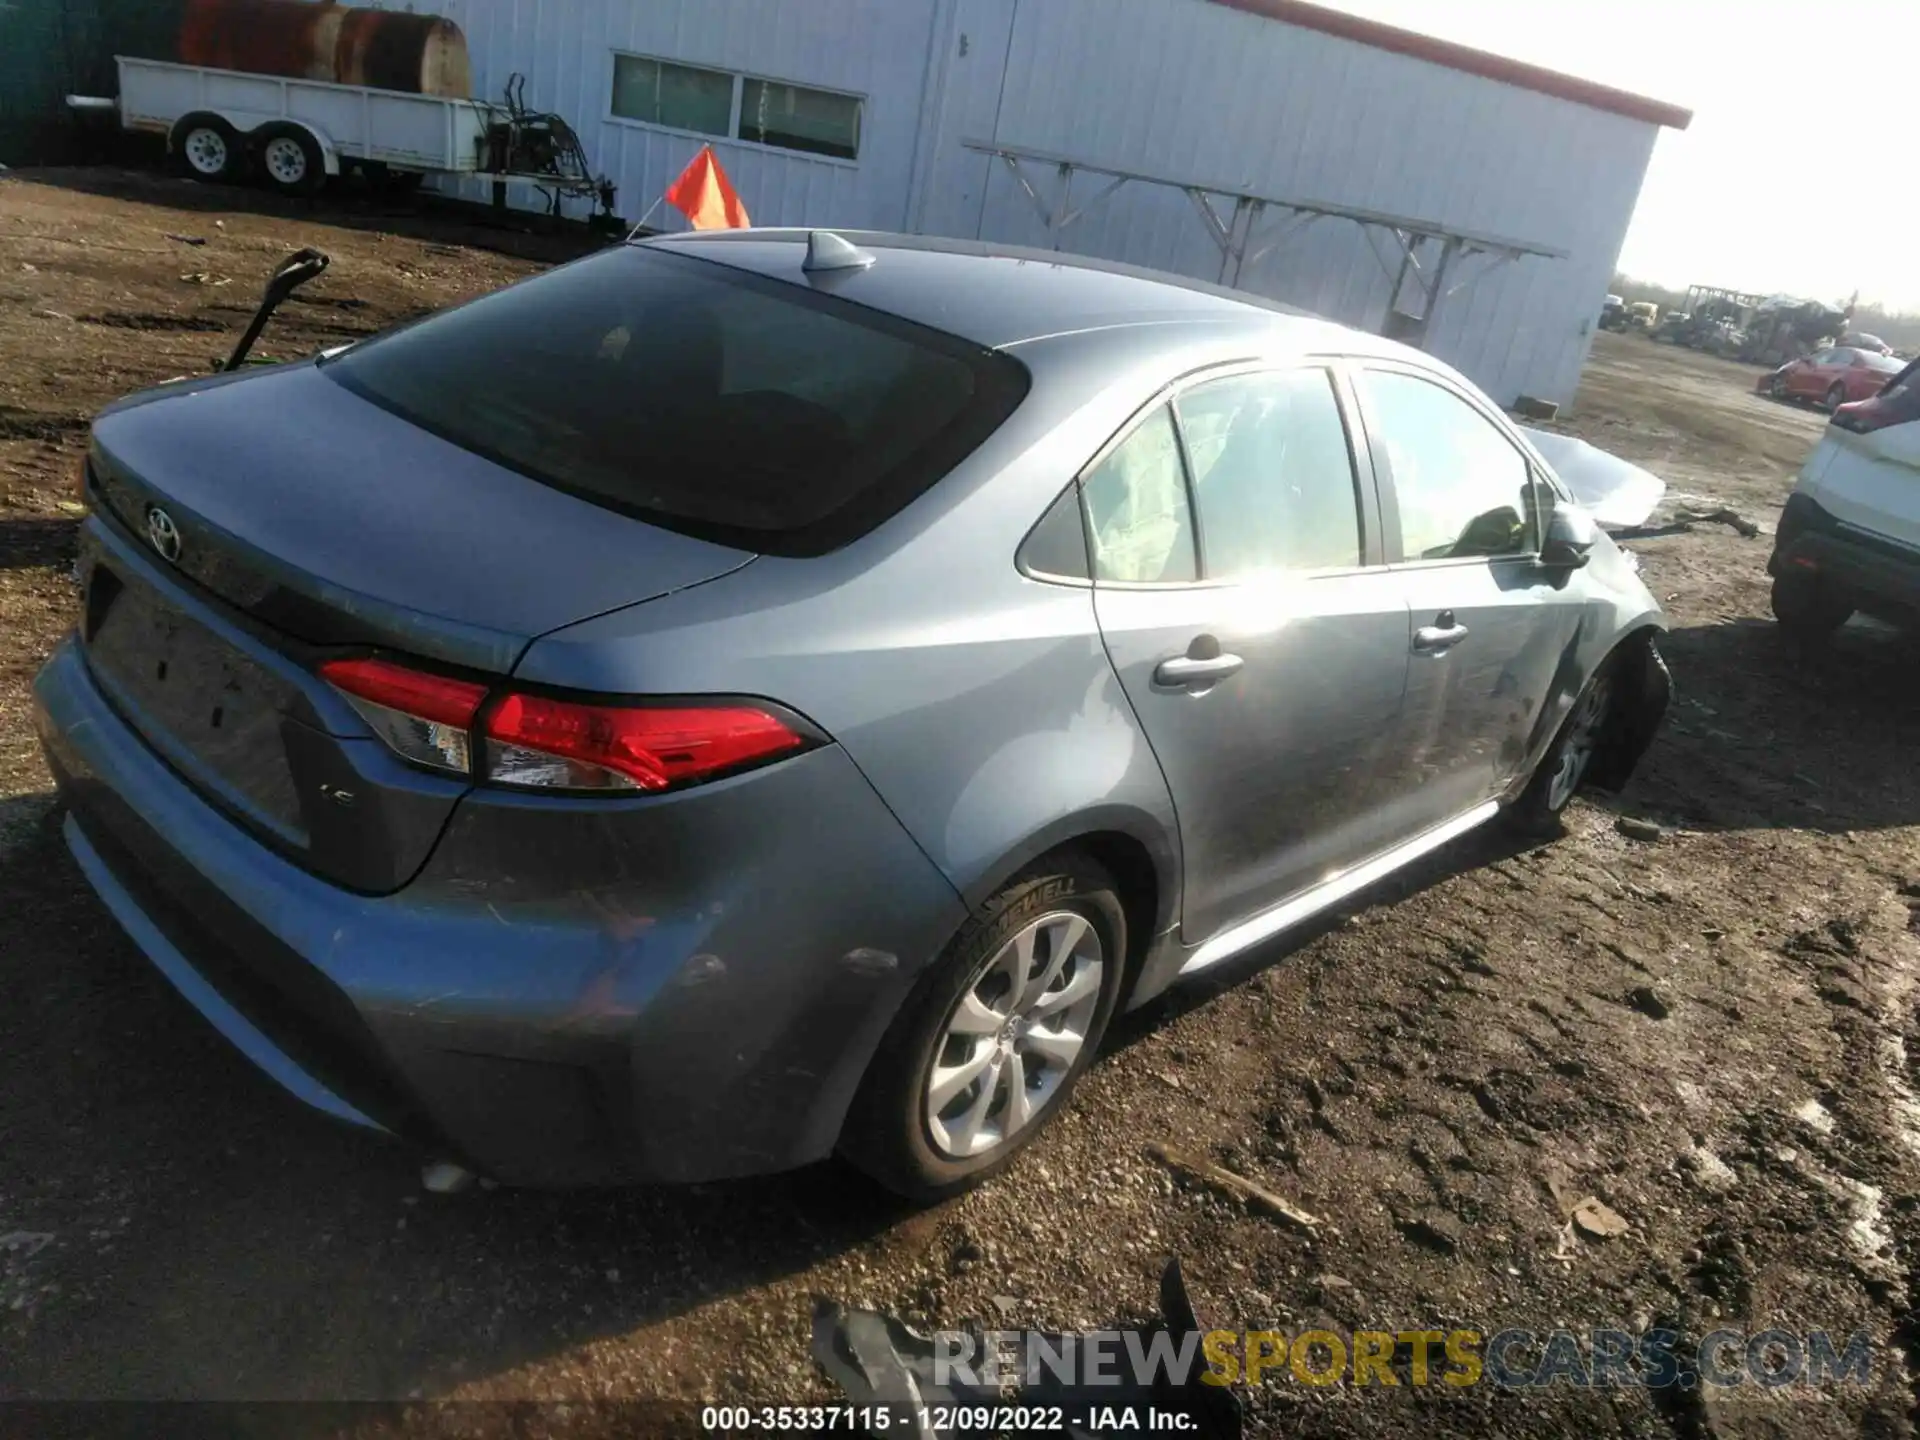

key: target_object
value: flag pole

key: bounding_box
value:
[624,195,665,242]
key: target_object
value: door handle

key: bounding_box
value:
[1413,611,1470,653]
[1154,636,1244,689]
[1155,653,1244,686]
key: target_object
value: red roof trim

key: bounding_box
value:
[1207,0,1693,131]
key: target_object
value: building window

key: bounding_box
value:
[609,53,863,160]
[610,55,733,137]
[739,78,861,160]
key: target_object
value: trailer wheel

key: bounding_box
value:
[173,115,241,183]
[254,124,324,196]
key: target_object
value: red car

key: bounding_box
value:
[1761,345,1906,410]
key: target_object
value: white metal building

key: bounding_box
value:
[428,0,1690,407]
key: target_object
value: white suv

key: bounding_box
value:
[1769,356,1920,637]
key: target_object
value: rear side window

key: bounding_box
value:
[1357,370,1536,562]
[1174,369,1362,576]
[1080,406,1197,584]
[323,246,1028,556]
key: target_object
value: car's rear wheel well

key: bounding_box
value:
[1038,831,1161,997]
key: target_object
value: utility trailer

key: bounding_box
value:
[85,56,613,218]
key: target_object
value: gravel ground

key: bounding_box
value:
[1,168,1916,1438]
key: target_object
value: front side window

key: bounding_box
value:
[323,246,1026,555]
[1357,370,1536,562]
[610,55,733,136]
[1174,369,1362,578]
[1080,406,1197,584]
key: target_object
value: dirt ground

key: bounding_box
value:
[2,169,1917,1438]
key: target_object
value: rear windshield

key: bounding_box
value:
[323,245,1028,555]
[1865,351,1905,373]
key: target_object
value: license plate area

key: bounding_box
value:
[83,563,309,842]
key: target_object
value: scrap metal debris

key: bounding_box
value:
[1145,1142,1319,1231]
[1608,507,1761,542]
[812,1256,1242,1440]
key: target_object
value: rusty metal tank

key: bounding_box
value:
[176,0,472,97]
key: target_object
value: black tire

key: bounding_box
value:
[253,123,324,196]
[1771,573,1852,639]
[840,854,1128,1202]
[1769,373,1788,400]
[1825,383,1847,413]
[1506,663,1619,838]
[173,115,241,183]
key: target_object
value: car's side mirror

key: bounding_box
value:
[1540,501,1597,570]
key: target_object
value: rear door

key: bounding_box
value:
[1089,365,1413,943]
[1349,364,1579,830]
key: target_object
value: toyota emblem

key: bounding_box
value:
[145,506,182,563]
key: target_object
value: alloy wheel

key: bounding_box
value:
[924,911,1104,1159]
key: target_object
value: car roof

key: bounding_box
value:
[641,228,1385,356]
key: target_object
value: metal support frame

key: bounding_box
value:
[965,139,1565,352]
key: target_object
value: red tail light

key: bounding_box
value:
[483,695,807,792]
[320,656,811,792]
[320,657,486,775]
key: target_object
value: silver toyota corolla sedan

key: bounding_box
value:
[34,229,1669,1199]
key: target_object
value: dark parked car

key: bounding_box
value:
[35,231,1670,1199]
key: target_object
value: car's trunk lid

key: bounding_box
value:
[89,363,754,673]
[79,365,754,894]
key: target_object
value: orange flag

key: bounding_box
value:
[665,146,751,231]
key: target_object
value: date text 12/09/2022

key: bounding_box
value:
[700,1406,1196,1431]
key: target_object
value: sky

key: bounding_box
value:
[1320,0,1919,311]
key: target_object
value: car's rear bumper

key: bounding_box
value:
[34,635,967,1186]
[1769,493,1920,623]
